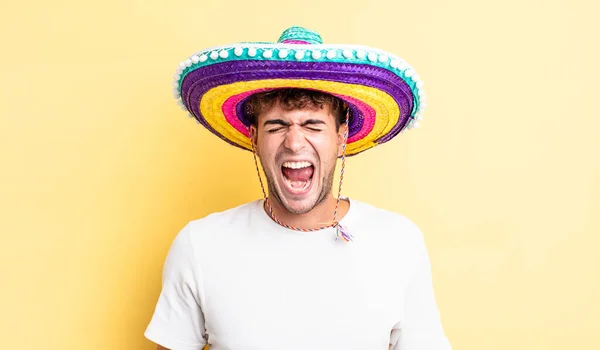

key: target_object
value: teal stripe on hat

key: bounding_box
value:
[277,26,323,44]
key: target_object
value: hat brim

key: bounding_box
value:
[176,44,425,156]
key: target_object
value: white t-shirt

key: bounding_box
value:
[145,198,451,350]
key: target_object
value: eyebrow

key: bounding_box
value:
[263,119,290,127]
[263,119,326,127]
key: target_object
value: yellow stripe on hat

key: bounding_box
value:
[199,79,400,155]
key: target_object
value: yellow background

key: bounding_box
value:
[1,0,598,349]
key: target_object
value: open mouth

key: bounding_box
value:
[281,161,314,195]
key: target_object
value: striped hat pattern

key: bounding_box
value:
[173,26,426,156]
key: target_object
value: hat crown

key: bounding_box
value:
[277,26,323,45]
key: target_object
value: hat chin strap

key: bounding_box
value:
[250,113,353,242]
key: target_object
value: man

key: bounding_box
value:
[145,26,450,350]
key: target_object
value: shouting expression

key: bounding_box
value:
[251,102,347,215]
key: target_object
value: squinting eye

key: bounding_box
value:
[267,128,283,133]
[307,128,323,132]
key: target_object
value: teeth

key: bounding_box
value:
[282,161,312,169]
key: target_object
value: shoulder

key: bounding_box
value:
[350,198,426,248]
[165,200,261,260]
[186,200,260,231]
[174,200,262,247]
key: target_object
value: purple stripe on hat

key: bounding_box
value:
[181,60,414,148]
[235,96,252,128]
[234,93,365,138]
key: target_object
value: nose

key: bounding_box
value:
[283,125,306,152]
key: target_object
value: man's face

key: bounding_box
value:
[251,102,347,215]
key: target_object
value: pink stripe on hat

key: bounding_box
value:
[334,95,376,143]
[221,89,376,142]
[281,39,312,44]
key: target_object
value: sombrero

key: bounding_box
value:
[173,26,426,156]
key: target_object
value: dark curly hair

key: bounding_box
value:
[244,88,348,131]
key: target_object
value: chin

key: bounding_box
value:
[280,196,319,215]
[265,157,333,215]
[275,180,321,215]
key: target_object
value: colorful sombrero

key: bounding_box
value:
[173,26,426,156]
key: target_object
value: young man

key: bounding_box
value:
[145,27,451,350]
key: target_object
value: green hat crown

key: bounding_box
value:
[277,26,323,44]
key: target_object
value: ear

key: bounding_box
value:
[249,125,258,149]
[337,122,348,157]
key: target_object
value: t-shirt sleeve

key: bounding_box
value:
[144,223,208,350]
[390,233,451,350]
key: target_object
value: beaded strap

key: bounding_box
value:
[251,112,353,242]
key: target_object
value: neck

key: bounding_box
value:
[264,194,350,230]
